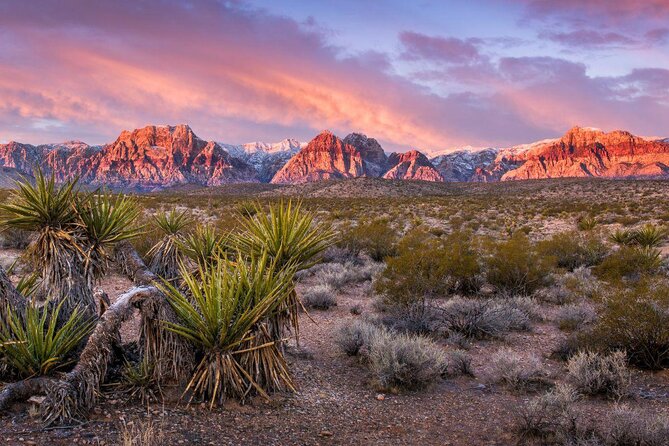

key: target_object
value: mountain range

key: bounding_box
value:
[1,124,668,190]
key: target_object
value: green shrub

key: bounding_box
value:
[593,246,662,282]
[338,218,398,261]
[536,231,608,271]
[374,229,481,308]
[484,233,553,294]
[592,279,669,369]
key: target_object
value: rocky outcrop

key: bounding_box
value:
[383,150,444,182]
[90,125,257,188]
[0,125,258,190]
[271,131,365,184]
[343,133,387,177]
[500,127,669,180]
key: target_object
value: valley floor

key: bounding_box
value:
[1,269,668,446]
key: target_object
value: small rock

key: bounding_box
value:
[376,394,385,401]
[319,430,333,437]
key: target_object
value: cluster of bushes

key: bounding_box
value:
[517,386,668,445]
[337,218,398,261]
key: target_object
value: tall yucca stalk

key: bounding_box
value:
[0,301,94,378]
[76,191,142,284]
[148,210,191,281]
[159,255,295,407]
[235,201,335,339]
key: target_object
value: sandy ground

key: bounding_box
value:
[1,269,668,446]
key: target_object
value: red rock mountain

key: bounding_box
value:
[271,131,365,184]
[499,127,669,181]
[383,150,444,182]
[0,125,257,189]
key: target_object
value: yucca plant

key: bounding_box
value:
[235,201,335,339]
[610,228,636,246]
[0,301,94,378]
[633,224,667,248]
[147,210,192,281]
[159,255,295,407]
[577,215,597,231]
[77,191,142,282]
[177,224,227,268]
[0,171,92,315]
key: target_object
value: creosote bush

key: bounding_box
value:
[536,231,608,271]
[591,279,669,369]
[374,228,481,309]
[566,351,630,400]
[484,233,553,295]
[593,246,662,282]
[338,218,398,261]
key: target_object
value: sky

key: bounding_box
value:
[0,0,668,153]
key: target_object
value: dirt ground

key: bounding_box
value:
[1,269,668,446]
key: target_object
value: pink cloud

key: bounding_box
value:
[0,1,667,151]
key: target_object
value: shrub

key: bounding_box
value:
[592,280,669,369]
[445,349,474,377]
[484,233,553,294]
[336,319,380,356]
[633,224,668,248]
[374,229,482,308]
[536,231,608,271]
[301,284,337,310]
[367,329,447,391]
[440,297,535,339]
[594,246,662,282]
[516,384,579,443]
[380,302,438,335]
[336,320,448,391]
[555,304,597,331]
[317,261,382,291]
[339,218,398,261]
[601,405,669,446]
[486,349,546,391]
[566,351,630,399]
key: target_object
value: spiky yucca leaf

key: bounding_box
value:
[234,201,335,340]
[148,210,192,280]
[154,209,191,236]
[610,229,636,246]
[0,170,79,231]
[633,224,668,248]
[235,200,335,271]
[178,225,227,268]
[77,192,142,280]
[159,255,295,407]
[0,301,94,377]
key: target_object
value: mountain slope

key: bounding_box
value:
[500,127,669,180]
[383,150,444,182]
[271,131,365,184]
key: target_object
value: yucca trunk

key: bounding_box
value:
[237,322,295,395]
